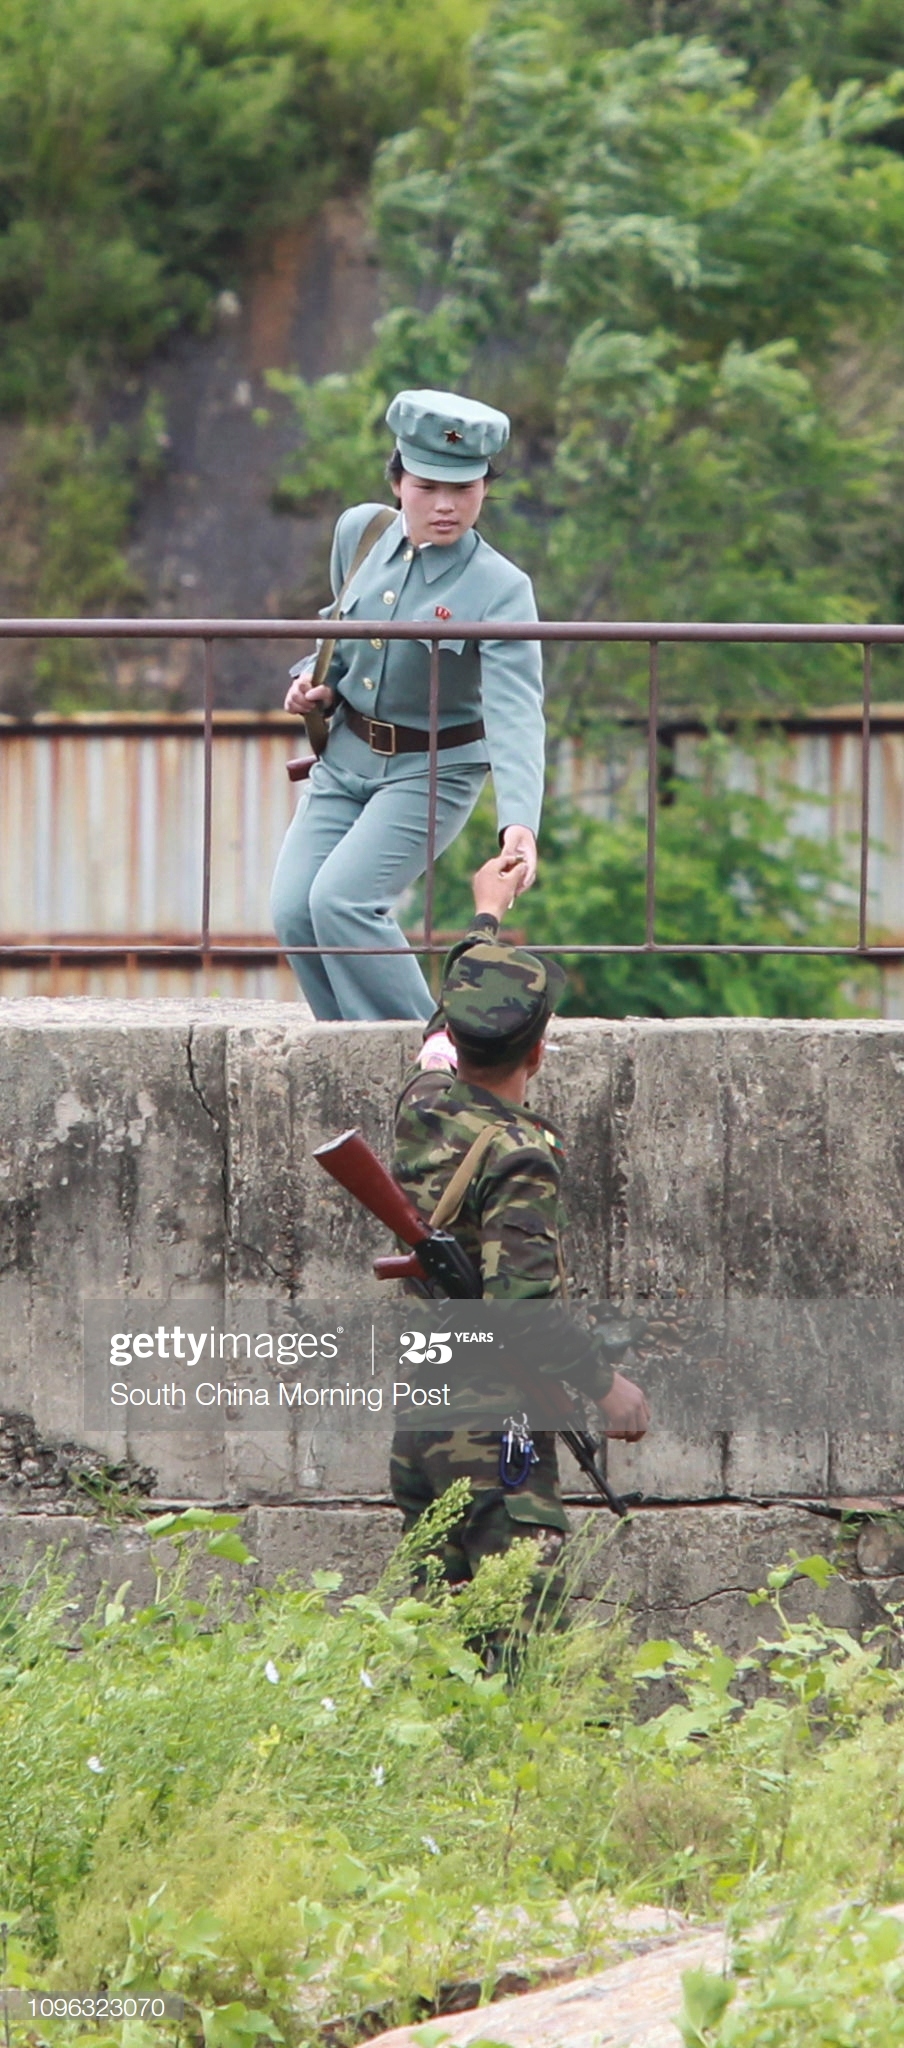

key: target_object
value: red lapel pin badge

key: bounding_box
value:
[435,605,452,620]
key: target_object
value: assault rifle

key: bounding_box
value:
[313,1128,629,1517]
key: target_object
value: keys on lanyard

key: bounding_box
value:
[500,1412,539,1489]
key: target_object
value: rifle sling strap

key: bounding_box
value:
[428,1122,506,1233]
[426,1115,580,1430]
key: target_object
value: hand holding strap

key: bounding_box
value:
[301,506,397,761]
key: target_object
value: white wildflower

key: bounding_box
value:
[86,1756,104,1774]
[321,1696,336,1712]
[264,1659,280,1684]
[372,1764,385,1787]
[360,1669,375,1691]
[421,1834,440,1856]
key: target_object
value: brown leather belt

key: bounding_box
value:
[341,703,485,757]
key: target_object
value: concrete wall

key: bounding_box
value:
[3,1001,904,1511]
[1,1503,899,1653]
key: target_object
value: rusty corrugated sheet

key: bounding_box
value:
[0,712,301,942]
[4,708,904,1009]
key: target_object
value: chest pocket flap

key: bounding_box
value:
[412,613,468,656]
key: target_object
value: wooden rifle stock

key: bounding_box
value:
[314,1129,429,1250]
[373,1252,427,1283]
[313,1130,481,1298]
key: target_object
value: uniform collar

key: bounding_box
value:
[443,1077,564,1147]
[418,527,480,583]
[377,512,407,564]
[388,514,482,581]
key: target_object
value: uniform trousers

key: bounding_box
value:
[390,1425,569,1623]
[271,727,488,1021]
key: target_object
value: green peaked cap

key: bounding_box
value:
[386,388,510,482]
[441,941,566,1058]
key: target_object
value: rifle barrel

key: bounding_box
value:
[560,1428,629,1518]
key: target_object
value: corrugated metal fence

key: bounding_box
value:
[0,713,300,998]
[4,704,904,1010]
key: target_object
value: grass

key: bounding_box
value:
[3,1511,904,2045]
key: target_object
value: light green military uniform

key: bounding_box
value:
[270,390,545,1021]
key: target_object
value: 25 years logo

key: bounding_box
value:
[399,1330,453,1367]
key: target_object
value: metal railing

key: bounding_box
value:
[2,614,904,969]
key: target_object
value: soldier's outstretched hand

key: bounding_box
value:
[472,851,528,922]
[599,1369,650,1442]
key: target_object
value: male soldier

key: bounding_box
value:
[389,853,649,1609]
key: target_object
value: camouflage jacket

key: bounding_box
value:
[393,912,566,1301]
[394,1067,567,1302]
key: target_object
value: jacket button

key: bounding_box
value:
[363,677,375,690]
[370,637,383,649]
[382,590,395,604]
[403,548,414,562]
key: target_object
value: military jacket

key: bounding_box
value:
[394,1059,618,1405]
[394,1067,567,1302]
[322,502,545,835]
[393,915,615,1400]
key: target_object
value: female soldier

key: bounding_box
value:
[270,388,545,1020]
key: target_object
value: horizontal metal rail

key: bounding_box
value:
[0,617,893,975]
[3,617,904,641]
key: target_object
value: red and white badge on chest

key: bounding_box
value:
[435,605,452,620]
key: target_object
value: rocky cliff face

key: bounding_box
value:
[125,195,383,710]
[0,197,383,716]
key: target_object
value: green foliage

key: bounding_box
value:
[0,408,167,707]
[564,0,904,99]
[411,741,876,1016]
[279,8,904,713]
[679,1906,904,2043]
[680,1966,735,2045]
[5,1536,904,2041]
[0,0,486,414]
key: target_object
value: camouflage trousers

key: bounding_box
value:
[389,1425,569,1622]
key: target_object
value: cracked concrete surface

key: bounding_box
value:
[186,1023,230,1252]
[0,1502,897,1650]
[3,1003,904,1637]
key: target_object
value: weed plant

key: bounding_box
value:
[3,1510,904,2044]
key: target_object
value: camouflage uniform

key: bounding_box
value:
[389,918,590,1603]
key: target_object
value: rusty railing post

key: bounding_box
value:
[645,640,660,949]
[858,641,873,953]
[201,636,215,965]
[423,635,441,967]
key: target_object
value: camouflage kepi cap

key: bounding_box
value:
[441,942,566,1059]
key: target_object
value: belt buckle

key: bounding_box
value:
[368,717,396,756]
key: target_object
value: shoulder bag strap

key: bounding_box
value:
[430,1115,571,1300]
[308,505,398,698]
